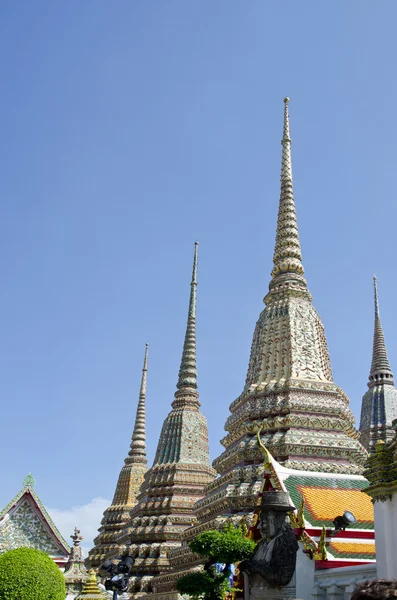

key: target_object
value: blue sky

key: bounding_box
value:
[1,1,397,551]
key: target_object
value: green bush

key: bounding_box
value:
[189,525,255,565]
[177,524,255,600]
[0,547,66,600]
[177,571,221,599]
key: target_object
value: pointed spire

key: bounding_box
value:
[127,344,148,463]
[176,242,198,391]
[64,528,87,592]
[271,98,306,286]
[369,277,393,386]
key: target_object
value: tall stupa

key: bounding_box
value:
[359,277,397,449]
[87,345,149,568]
[211,98,366,478]
[116,243,216,595]
[149,98,369,599]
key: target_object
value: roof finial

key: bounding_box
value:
[71,528,84,547]
[128,344,148,463]
[270,98,306,287]
[176,242,198,391]
[23,473,35,488]
[369,277,393,385]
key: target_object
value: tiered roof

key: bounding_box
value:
[87,345,149,567]
[0,474,70,567]
[359,277,397,449]
[116,243,216,595]
[280,466,375,565]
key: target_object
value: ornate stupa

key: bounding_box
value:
[192,98,367,530]
[210,98,366,480]
[64,527,88,596]
[359,277,397,450]
[75,569,106,599]
[148,99,372,599]
[87,345,149,568]
[116,242,216,595]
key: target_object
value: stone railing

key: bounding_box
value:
[312,564,377,599]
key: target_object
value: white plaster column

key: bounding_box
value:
[296,541,315,600]
[374,497,397,578]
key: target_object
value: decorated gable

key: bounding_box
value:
[0,497,63,555]
[0,475,69,566]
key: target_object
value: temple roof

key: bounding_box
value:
[268,455,375,564]
[0,474,70,564]
[283,474,373,530]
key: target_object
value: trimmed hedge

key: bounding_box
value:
[0,547,66,600]
[177,525,256,600]
[189,526,255,564]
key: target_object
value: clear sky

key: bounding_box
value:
[1,1,397,553]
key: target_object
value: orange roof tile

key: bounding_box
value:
[329,540,376,559]
[297,486,374,523]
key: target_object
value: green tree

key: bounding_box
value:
[0,547,66,600]
[176,524,255,600]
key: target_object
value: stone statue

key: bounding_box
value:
[240,491,298,589]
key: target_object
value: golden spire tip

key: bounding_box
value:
[284,97,290,103]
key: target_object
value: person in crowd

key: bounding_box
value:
[351,580,397,599]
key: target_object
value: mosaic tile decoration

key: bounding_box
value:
[0,481,69,559]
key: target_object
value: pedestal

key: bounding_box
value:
[247,573,298,600]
